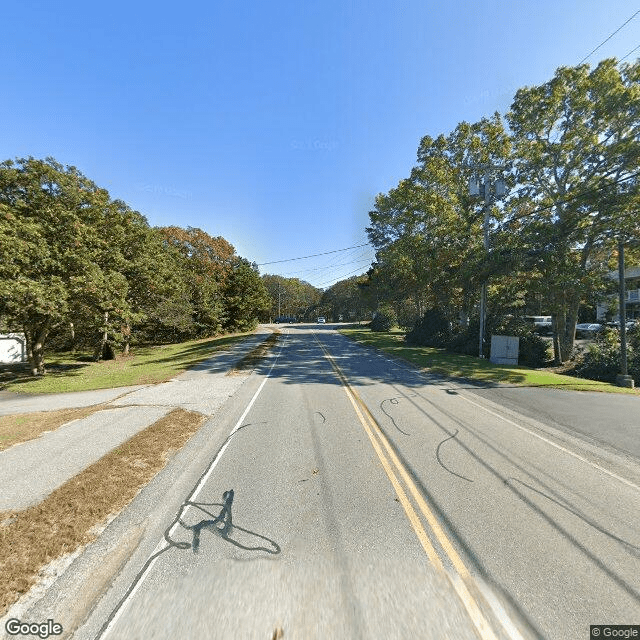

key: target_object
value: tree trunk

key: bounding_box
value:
[94,310,109,361]
[24,321,50,376]
[122,321,131,356]
[69,321,76,351]
[551,295,579,364]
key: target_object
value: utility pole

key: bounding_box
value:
[469,165,506,358]
[277,282,281,317]
[616,237,634,388]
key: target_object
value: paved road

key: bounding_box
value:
[23,325,640,640]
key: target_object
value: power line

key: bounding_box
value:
[256,242,370,266]
[314,262,373,289]
[578,9,640,64]
[281,248,373,277]
[620,43,640,61]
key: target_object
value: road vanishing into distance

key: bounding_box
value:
[72,325,640,640]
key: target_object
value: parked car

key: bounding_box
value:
[274,316,297,324]
[606,320,639,331]
[317,317,326,324]
[525,315,553,335]
[575,323,604,338]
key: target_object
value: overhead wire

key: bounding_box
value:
[620,43,640,61]
[314,263,373,289]
[281,247,373,278]
[256,242,370,266]
[578,9,640,64]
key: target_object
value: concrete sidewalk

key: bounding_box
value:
[0,330,275,511]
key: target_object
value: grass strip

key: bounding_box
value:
[0,408,206,616]
[339,328,638,394]
[0,406,107,452]
[227,331,280,375]
[1,333,253,395]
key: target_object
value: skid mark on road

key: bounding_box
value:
[312,331,513,640]
[435,430,474,483]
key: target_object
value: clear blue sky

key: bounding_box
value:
[2,1,639,288]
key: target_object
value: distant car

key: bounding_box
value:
[317,317,326,324]
[575,323,603,338]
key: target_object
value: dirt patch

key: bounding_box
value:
[0,406,108,452]
[227,332,280,375]
[0,407,206,616]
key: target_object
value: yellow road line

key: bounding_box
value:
[314,332,500,640]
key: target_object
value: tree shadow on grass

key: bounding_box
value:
[0,361,89,389]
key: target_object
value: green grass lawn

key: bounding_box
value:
[339,328,638,394]
[0,333,254,394]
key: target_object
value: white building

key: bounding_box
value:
[596,266,640,321]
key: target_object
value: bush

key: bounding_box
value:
[570,327,639,384]
[446,316,549,367]
[405,308,450,346]
[369,306,397,332]
[407,313,549,367]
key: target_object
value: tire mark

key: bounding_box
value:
[435,429,473,482]
[380,398,411,435]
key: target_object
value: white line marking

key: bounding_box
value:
[458,394,640,492]
[99,335,287,639]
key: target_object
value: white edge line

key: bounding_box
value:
[459,394,640,492]
[99,333,287,639]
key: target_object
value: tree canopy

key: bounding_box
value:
[0,157,271,374]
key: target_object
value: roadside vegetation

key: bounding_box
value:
[0,405,107,451]
[339,327,638,394]
[0,333,252,394]
[363,58,640,370]
[0,408,206,616]
[0,159,271,377]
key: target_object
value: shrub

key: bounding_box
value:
[369,306,397,332]
[445,316,549,366]
[570,327,639,384]
[405,309,450,346]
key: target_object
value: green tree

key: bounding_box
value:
[507,58,640,362]
[0,157,126,373]
[223,258,271,331]
[261,275,322,320]
[158,227,236,336]
[367,115,512,326]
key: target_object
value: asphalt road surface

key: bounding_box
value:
[69,325,640,640]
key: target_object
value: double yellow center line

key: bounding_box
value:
[314,333,502,640]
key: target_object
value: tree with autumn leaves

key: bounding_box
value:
[0,157,270,375]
